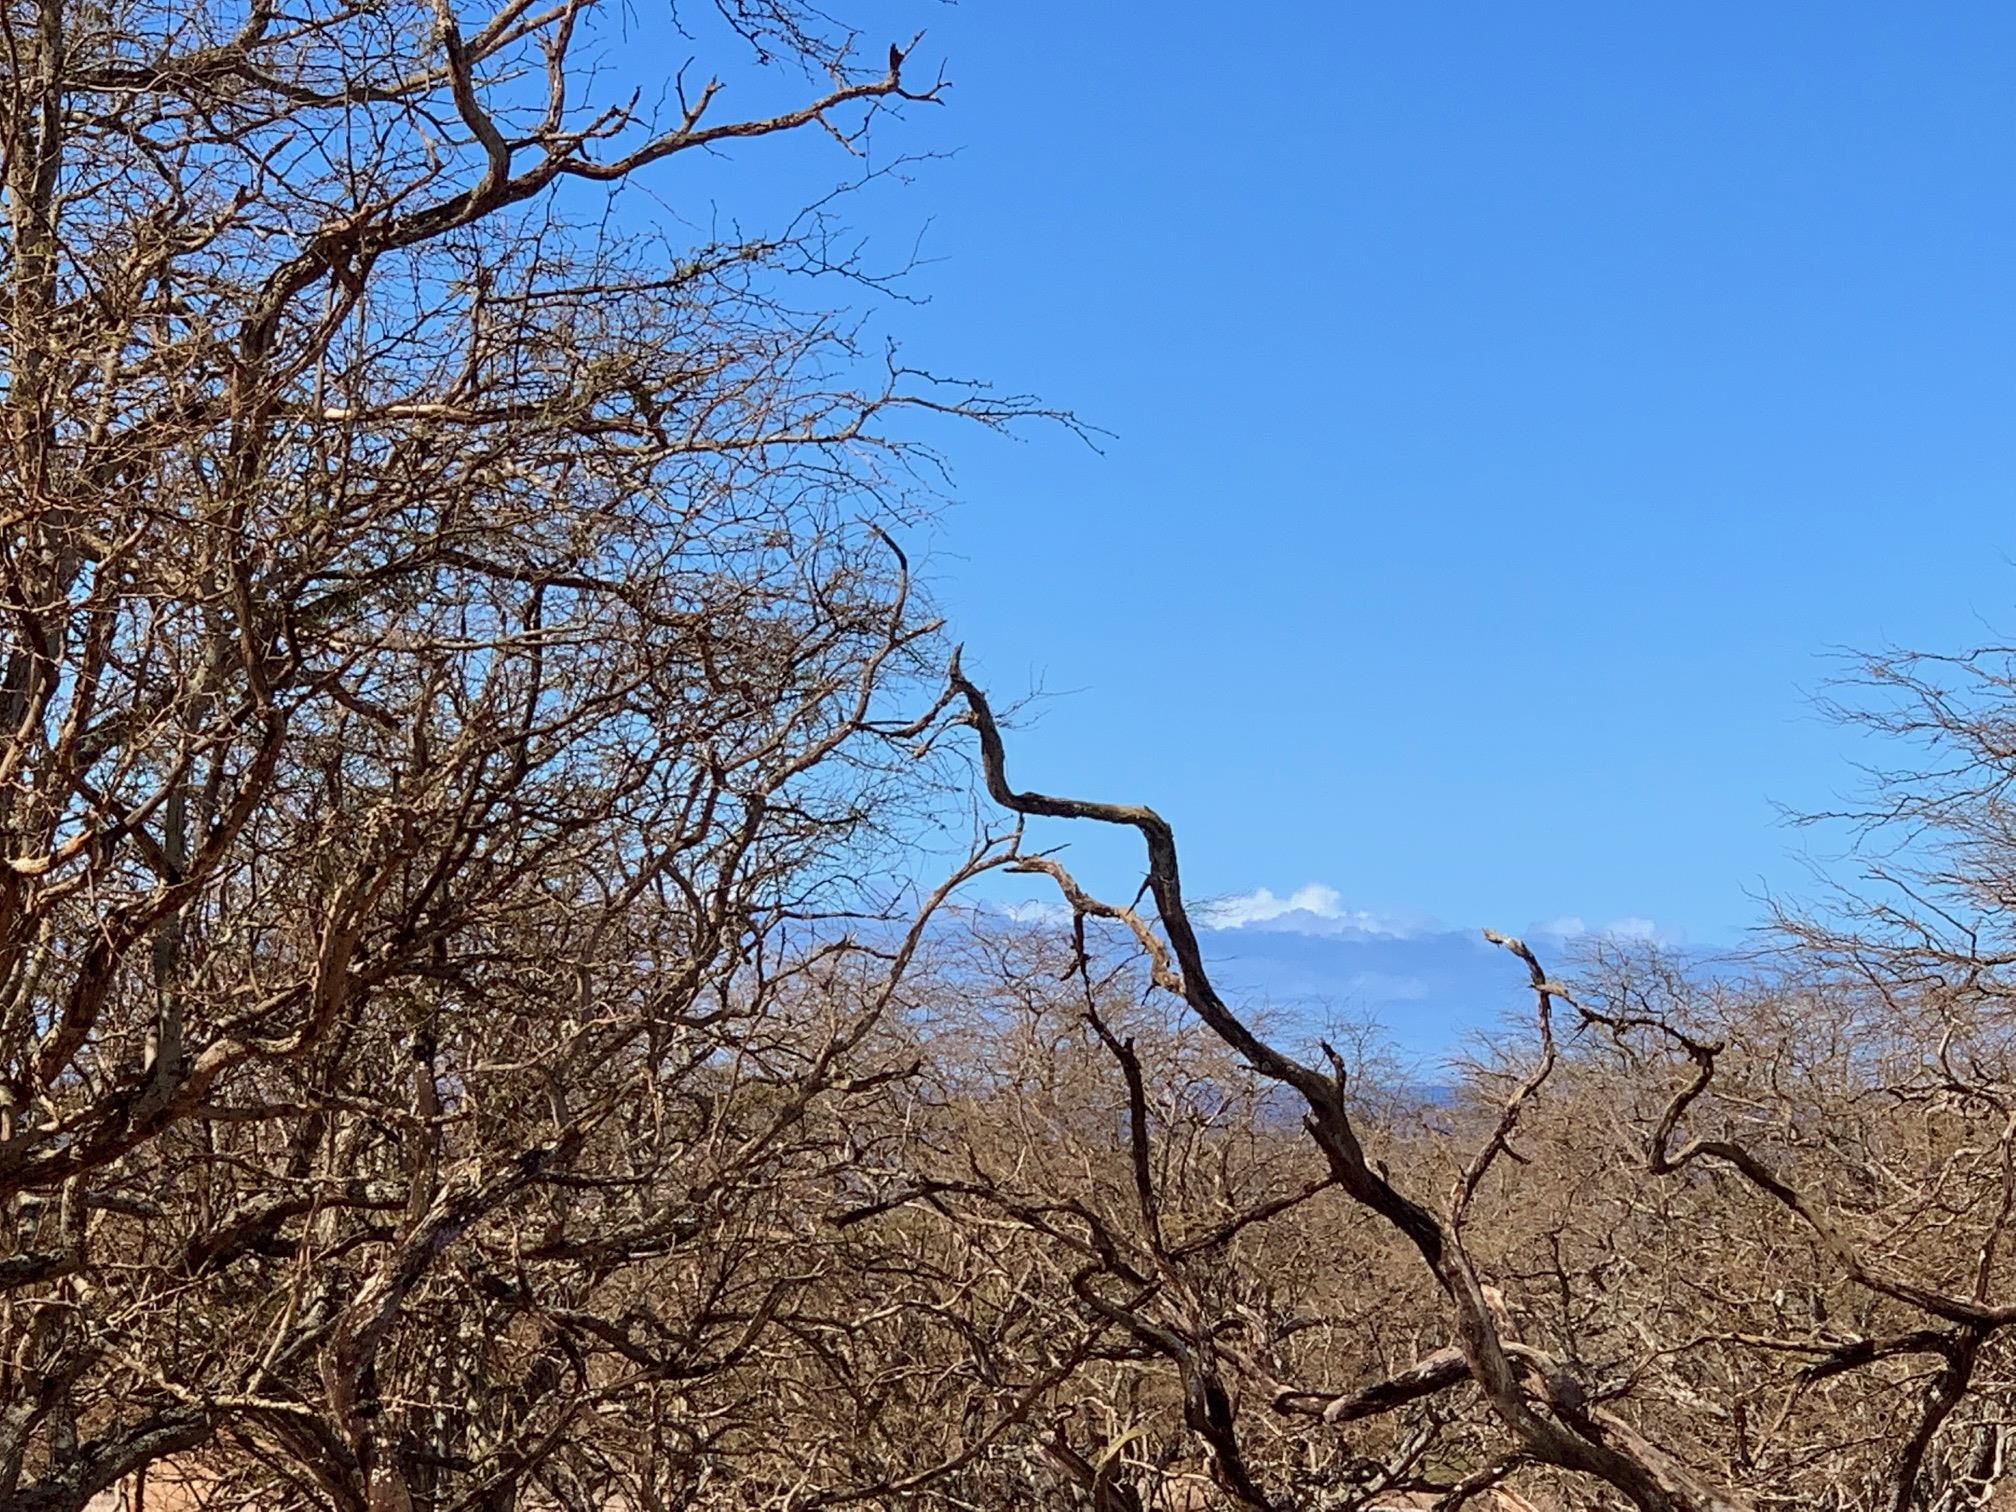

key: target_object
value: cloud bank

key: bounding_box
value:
[996,898,1073,927]
[990,884,1670,949]
[1530,913,1673,945]
[980,884,1684,1056]
[1194,884,1431,938]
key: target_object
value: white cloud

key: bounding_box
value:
[994,885,1674,949]
[1196,884,1427,938]
[1200,884,1343,927]
[1530,913,1674,945]
[996,898,1073,926]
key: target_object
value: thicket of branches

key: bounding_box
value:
[5,0,2016,1508]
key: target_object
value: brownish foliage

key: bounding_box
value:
[5,0,2016,1508]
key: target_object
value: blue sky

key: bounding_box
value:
[634,5,2016,1029]
[878,2,2016,946]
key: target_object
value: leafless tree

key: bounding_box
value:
[0,0,1064,1505]
[930,637,2016,1511]
[16,0,2016,1505]
[950,655,1769,1512]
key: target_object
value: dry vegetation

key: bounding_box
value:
[4,0,2016,1507]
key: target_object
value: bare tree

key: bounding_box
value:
[927,637,2016,1512]
[950,655,1759,1512]
[0,0,1062,1505]
[17,0,2016,1506]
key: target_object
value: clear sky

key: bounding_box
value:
[663,4,2016,946]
